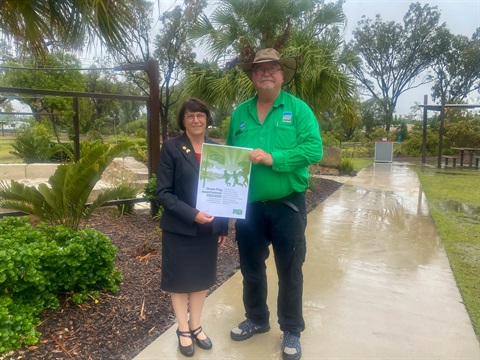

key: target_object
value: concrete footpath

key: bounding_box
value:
[134,162,480,360]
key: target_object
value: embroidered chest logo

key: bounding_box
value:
[235,121,247,136]
[282,112,292,123]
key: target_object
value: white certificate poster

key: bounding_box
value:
[196,143,252,219]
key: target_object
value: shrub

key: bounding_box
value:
[444,120,480,148]
[338,158,355,175]
[113,184,142,216]
[127,137,148,163]
[0,141,135,230]
[367,128,396,142]
[143,173,157,203]
[124,118,147,137]
[86,130,104,141]
[351,131,367,143]
[143,173,163,219]
[399,128,439,156]
[207,127,223,139]
[0,217,122,354]
[10,123,65,163]
[321,132,341,146]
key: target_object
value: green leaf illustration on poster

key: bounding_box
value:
[197,143,252,219]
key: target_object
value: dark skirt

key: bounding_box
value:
[161,229,218,293]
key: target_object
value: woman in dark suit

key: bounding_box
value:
[156,98,228,357]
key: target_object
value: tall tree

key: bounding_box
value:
[110,1,205,141]
[83,68,120,133]
[360,98,385,136]
[153,1,204,141]
[0,0,150,56]
[185,0,360,129]
[430,28,480,104]
[428,27,480,167]
[345,2,443,130]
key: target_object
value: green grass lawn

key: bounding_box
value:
[352,158,372,172]
[416,169,480,339]
[0,136,22,163]
[0,136,14,156]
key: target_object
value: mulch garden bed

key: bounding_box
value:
[2,176,344,360]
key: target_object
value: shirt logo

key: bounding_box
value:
[235,121,247,136]
[282,112,292,123]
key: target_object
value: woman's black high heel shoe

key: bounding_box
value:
[190,326,212,350]
[176,328,194,357]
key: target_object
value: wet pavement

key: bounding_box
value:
[134,163,480,360]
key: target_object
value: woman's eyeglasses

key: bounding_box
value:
[185,113,207,121]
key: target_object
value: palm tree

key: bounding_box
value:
[185,0,360,128]
[0,0,149,55]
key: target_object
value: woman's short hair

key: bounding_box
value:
[177,97,212,131]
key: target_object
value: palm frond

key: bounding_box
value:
[0,180,54,221]
[0,141,133,230]
[84,186,140,222]
[0,0,149,55]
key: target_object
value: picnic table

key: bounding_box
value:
[451,147,480,168]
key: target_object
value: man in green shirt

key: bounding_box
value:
[227,48,323,360]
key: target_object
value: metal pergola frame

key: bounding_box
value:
[418,96,480,168]
[0,59,160,176]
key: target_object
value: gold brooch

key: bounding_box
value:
[182,146,191,153]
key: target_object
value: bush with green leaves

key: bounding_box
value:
[143,173,163,219]
[351,131,367,143]
[207,126,224,139]
[321,132,341,146]
[443,120,480,149]
[124,118,147,137]
[207,116,230,140]
[0,217,122,354]
[338,158,355,175]
[86,130,104,141]
[143,173,157,204]
[399,128,439,157]
[126,137,148,163]
[113,185,141,215]
[341,141,372,158]
[367,128,397,142]
[0,140,137,230]
[10,123,68,163]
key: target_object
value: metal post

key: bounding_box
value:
[437,95,446,169]
[146,59,160,178]
[73,97,80,162]
[422,95,428,164]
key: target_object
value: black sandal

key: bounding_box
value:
[190,325,213,350]
[176,328,194,357]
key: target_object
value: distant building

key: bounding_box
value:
[0,114,30,131]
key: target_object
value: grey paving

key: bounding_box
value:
[134,162,480,360]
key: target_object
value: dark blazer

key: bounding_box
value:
[155,132,229,237]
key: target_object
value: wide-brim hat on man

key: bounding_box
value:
[238,48,297,86]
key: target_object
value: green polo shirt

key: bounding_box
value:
[226,90,323,202]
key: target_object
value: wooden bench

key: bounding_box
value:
[442,155,458,167]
